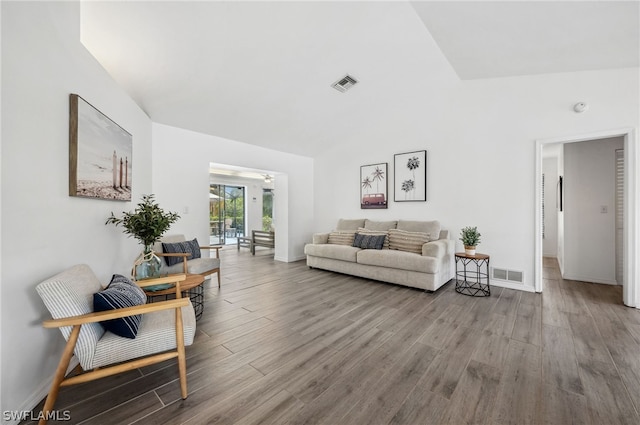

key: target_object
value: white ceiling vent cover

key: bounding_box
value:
[331,75,358,93]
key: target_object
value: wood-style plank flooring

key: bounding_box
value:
[25,252,640,424]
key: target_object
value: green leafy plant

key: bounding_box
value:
[106,194,180,248]
[460,226,481,247]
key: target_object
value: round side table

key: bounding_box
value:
[455,252,490,297]
[144,273,205,320]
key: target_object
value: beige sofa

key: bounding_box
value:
[304,219,455,291]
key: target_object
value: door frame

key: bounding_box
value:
[534,127,639,308]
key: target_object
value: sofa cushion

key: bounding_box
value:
[304,244,361,262]
[357,227,390,249]
[364,219,397,231]
[388,229,430,254]
[397,220,441,241]
[353,233,386,250]
[328,231,356,246]
[161,257,220,276]
[357,249,439,274]
[336,219,366,231]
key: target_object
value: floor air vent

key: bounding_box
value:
[491,267,524,284]
[332,74,358,93]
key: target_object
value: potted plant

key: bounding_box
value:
[106,194,180,279]
[460,226,481,256]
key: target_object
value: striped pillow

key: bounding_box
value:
[388,229,430,254]
[357,227,390,248]
[328,231,356,246]
[93,274,147,339]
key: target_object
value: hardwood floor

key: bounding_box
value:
[26,253,640,424]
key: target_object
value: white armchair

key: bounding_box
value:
[35,265,195,425]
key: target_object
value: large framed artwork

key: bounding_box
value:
[360,163,388,209]
[69,94,132,201]
[394,150,426,202]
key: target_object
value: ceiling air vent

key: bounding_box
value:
[331,74,358,93]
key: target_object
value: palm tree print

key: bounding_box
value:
[401,179,414,200]
[361,176,372,194]
[371,166,385,193]
[407,156,420,182]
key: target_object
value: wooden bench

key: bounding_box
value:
[251,230,275,255]
[237,236,253,251]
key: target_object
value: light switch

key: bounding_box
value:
[600,205,608,213]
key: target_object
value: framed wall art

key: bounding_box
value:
[69,94,132,201]
[394,150,426,202]
[360,163,388,209]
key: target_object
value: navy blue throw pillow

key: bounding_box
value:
[93,274,147,339]
[162,238,201,267]
[353,233,386,250]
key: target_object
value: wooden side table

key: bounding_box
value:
[455,252,490,297]
[144,273,205,320]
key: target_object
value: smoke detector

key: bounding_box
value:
[331,74,358,93]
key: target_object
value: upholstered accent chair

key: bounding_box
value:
[36,265,195,425]
[154,234,222,288]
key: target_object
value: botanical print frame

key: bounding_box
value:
[69,94,132,201]
[394,150,427,202]
[360,163,388,209]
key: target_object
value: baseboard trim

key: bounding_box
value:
[274,255,306,263]
[562,274,618,285]
[490,280,536,292]
[8,358,79,425]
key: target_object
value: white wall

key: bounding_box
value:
[563,137,624,284]
[151,123,313,262]
[1,1,152,416]
[542,157,558,257]
[314,67,639,292]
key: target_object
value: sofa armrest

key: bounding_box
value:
[313,233,330,244]
[422,239,454,258]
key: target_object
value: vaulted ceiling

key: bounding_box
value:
[80,1,639,158]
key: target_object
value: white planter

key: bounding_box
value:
[464,246,476,256]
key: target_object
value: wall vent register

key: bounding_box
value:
[331,75,358,93]
[491,267,524,284]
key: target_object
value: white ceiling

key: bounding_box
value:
[80,1,639,158]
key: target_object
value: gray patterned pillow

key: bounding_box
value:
[353,233,386,250]
[357,227,390,248]
[162,238,201,266]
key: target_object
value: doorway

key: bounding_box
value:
[535,128,638,308]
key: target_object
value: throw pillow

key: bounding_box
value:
[396,220,441,241]
[328,231,356,246]
[162,238,201,267]
[357,227,390,248]
[93,274,147,339]
[388,229,430,254]
[353,233,386,250]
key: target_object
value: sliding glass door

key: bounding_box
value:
[209,184,245,245]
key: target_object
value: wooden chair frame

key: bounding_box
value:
[157,245,222,287]
[39,274,190,425]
